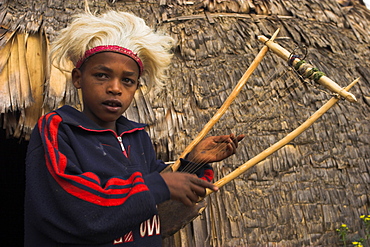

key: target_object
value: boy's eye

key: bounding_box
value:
[94,73,108,79]
[122,78,136,86]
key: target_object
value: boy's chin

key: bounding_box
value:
[101,115,122,123]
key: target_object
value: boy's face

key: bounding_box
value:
[72,52,140,131]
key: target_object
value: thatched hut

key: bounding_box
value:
[1,0,369,246]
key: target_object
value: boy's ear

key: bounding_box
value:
[72,68,82,89]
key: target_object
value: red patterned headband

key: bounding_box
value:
[75,45,144,77]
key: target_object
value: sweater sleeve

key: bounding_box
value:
[25,112,162,244]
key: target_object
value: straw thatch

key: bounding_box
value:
[1,0,369,246]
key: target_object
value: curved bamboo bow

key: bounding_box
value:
[205,77,359,197]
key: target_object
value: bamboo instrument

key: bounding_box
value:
[166,28,281,173]
[258,35,357,103]
[205,77,360,197]
[160,32,360,237]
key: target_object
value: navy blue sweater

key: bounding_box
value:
[24,105,213,246]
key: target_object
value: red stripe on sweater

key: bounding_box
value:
[200,168,214,182]
[39,113,149,206]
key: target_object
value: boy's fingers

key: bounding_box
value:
[191,185,206,197]
[182,196,195,207]
[231,133,245,144]
[229,133,245,153]
[190,177,218,191]
[186,192,198,203]
[239,134,245,141]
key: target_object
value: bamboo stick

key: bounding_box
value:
[258,35,357,103]
[205,77,360,196]
[168,29,281,172]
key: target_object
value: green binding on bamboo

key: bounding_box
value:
[258,35,357,103]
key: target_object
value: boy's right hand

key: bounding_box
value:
[160,172,218,207]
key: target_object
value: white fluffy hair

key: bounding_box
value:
[50,10,175,88]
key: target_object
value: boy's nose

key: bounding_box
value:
[107,79,122,95]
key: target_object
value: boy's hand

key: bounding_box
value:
[187,133,245,164]
[161,172,218,206]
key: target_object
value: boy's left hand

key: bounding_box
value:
[186,133,245,164]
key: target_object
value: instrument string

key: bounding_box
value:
[180,139,234,174]
[178,62,296,175]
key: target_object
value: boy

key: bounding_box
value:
[24,11,243,246]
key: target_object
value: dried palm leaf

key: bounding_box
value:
[9,33,34,138]
[2,111,17,138]
[0,31,15,114]
[17,32,33,109]
[7,33,21,112]
[0,60,10,113]
[45,64,68,110]
[0,30,15,73]
[44,37,69,111]
[12,108,25,139]
[23,31,47,139]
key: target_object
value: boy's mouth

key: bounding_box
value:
[102,100,122,108]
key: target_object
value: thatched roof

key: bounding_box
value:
[1,0,369,246]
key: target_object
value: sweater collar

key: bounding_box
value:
[55,105,146,134]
